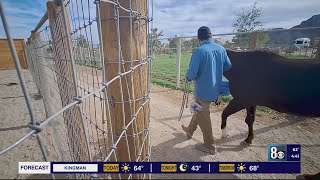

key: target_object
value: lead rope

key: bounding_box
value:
[178,81,191,121]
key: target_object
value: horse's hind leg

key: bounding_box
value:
[242,105,257,145]
[221,99,245,138]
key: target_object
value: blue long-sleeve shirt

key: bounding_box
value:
[186,38,232,102]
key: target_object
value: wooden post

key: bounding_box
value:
[30,32,50,116]
[249,32,258,51]
[176,37,181,88]
[46,1,89,162]
[20,39,28,69]
[99,0,149,175]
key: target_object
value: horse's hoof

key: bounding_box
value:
[221,128,229,138]
[240,140,251,146]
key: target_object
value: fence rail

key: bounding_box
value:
[0,0,152,179]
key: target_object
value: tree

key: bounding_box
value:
[225,40,235,49]
[232,2,263,48]
[47,39,53,53]
[149,28,164,55]
[233,2,263,33]
[168,35,178,54]
[77,34,89,47]
[213,38,223,44]
[182,37,199,53]
[190,37,199,48]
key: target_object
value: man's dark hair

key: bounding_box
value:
[197,26,212,41]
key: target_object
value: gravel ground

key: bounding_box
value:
[150,86,320,179]
[0,69,319,179]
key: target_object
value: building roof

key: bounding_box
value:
[295,38,310,41]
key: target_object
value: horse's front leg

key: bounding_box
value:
[221,99,245,138]
[242,105,257,145]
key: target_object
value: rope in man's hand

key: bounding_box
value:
[178,79,191,121]
[215,94,222,106]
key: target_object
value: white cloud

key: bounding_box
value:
[1,0,319,41]
[153,0,320,38]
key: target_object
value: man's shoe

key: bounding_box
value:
[181,125,192,139]
[195,143,216,155]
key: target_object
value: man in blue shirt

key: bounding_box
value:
[182,26,232,154]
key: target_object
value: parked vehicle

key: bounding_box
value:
[293,38,310,49]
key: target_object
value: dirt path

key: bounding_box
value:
[0,70,59,179]
[150,85,320,179]
[0,69,319,179]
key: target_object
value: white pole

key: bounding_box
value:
[176,37,182,88]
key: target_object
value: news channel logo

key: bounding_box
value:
[268,144,287,161]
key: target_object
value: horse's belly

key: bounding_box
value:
[267,102,320,117]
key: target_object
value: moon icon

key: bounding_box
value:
[179,163,188,172]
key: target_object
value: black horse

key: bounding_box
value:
[221,50,320,180]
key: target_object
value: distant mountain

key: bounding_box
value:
[268,14,320,45]
[292,14,320,28]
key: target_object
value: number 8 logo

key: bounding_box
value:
[270,147,278,159]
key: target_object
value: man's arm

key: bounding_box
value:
[186,49,202,81]
[223,50,232,72]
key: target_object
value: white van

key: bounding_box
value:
[294,38,310,49]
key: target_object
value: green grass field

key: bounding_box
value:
[280,54,313,59]
[151,54,191,85]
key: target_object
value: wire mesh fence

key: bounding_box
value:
[152,28,320,89]
[0,0,153,179]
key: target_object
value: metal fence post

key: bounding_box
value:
[176,37,182,88]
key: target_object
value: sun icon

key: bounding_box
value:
[237,163,246,173]
[121,163,130,173]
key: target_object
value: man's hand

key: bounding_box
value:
[185,75,191,83]
[215,94,222,106]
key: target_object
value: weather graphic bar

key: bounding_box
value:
[18,144,301,174]
[37,162,300,174]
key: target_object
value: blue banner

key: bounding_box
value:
[51,162,300,174]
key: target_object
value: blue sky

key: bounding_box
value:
[0,0,319,41]
[0,0,47,39]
